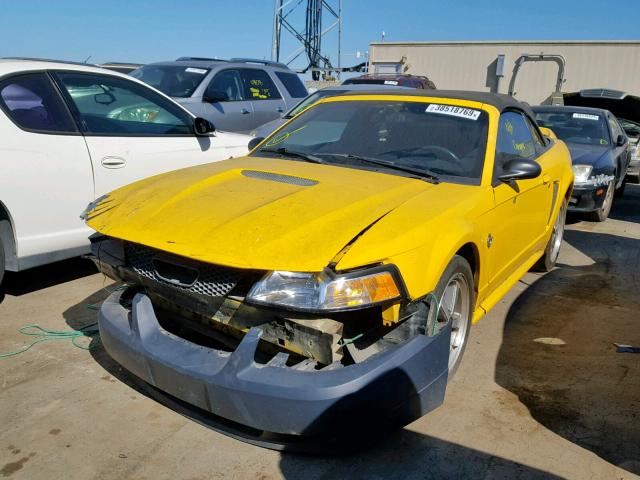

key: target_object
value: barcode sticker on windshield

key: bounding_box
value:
[426,104,481,120]
[384,80,399,85]
[185,67,208,74]
[573,113,599,121]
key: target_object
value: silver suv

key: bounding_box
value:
[131,58,308,133]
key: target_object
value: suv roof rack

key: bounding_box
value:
[175,57,227,62]
[229,58,289,69]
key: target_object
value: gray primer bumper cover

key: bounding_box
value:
[99,290,450,436]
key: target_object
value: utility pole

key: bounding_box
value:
[271,0,343,79]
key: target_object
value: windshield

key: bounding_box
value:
[285,90,340,118]
[534,111,610,145]
[252,100,489,183]
[130,65,210,98]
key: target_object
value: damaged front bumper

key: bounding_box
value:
[99,288,451,438]
[568,184,608,212]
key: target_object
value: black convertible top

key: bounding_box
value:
[337,89,533,115]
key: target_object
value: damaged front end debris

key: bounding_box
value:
[90,234,452,444]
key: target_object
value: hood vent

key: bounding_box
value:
[241,169,318,187]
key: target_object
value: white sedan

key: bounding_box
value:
[0,59,251,286]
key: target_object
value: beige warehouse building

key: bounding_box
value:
[368,40,640,104]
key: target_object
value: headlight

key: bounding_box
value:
[572,164,593,184]
[246,268,402,311]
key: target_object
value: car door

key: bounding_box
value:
[0,72,94,267]
[240,68,286,129]
[607,114,630,186]
[53,71,232,197]
[199,69,254,133]
[487,110,554,288]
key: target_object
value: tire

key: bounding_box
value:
[0,236,5,288]
[426,255,474,378]
[533,198,567,272]
[587,179,614,222]
[615,175,627,198]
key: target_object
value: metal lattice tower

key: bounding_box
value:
[271,0,342,80]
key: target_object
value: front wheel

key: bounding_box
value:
[533,198,567,272]
[587,179,614,222]
[426,255,474,377]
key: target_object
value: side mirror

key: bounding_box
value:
[203,89,229,103]
[193,117,215,135]
[616,134,626,147]
[248,137,265,150]
[498,157,542,183]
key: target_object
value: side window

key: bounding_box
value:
[274,71,307,98]
[241,69,282,101]
[0,73,77,133]
[55,72,193,136]
[496,111,537,162]
[525,116,546,151]
[608,116,624,142]
[207,70,244,101]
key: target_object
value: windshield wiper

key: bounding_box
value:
[259,147,324,164]
[317,153,440,184]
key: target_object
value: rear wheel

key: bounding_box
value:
[426,255,474,377]
[587,179,614,222]
[533,199,567,272]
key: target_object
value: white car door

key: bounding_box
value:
[0,72,94,269]
[53,71,247,197]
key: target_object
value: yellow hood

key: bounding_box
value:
[87,157,430,272]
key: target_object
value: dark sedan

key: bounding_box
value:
[533,106,631,221]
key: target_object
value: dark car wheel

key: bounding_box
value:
[587,179,614,222]
[615,175,627,198]
[534,198,567,272]
[0,237,5,288]
[426,255,474,378]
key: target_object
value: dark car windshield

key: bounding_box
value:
[252,100,489,183]
[130,65,210,98]
[534,111,610,145]
[618,118,640,138]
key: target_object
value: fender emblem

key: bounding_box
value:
[487,234,494,248]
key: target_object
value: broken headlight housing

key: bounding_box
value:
[246,267,403,312]
[572,164,593,185]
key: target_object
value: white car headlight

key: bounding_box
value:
[572,164,593,184]
[246,268,402,311]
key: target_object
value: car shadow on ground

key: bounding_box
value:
[610,183,640,224]
[495,229,640,475]
[0,257,97,304]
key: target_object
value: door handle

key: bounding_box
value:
[240,108,251,114]
[542,174,551,185]
[101,156,126,169]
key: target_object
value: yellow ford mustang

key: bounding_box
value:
[84,91,573,447]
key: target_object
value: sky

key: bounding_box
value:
[1,0,638,69]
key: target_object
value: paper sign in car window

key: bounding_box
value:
[573,113,600,121]
[185,67,208,75]
[384,80,399,85]
[426,104,480,120]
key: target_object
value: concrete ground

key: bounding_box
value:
[1,186,639,480]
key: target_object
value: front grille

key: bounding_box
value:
[125,243,243,297]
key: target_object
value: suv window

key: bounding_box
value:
[130,65,210,98]
[241,69,282,101]
[0,73,77,133]
[55,72,193,136]
[207,69,244,101]
[274,71,307,98]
